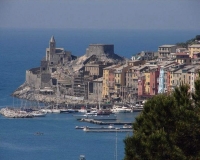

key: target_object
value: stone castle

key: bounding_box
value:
[14,36,125,103]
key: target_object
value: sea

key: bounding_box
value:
[0,28,200,160]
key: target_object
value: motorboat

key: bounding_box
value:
[111,105,132,113]
[108,124,115,129]
[123,124,132,128]
[78,107,87,113]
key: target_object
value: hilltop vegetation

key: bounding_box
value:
[176,35,200,48]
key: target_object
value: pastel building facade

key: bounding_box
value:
[158,45,177,57]
[188,44,200,58]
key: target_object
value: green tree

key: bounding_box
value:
[124,82,200,160]
[196,35,200,41]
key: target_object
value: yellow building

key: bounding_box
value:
[188,44,200,58]
[102,66,110,99]
[144,72,150,94]
[114,64,131,98]
[169,68,178,90]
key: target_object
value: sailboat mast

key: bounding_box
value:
[56,80,59,108]
[115,129,118,160]
[98,79,100,110]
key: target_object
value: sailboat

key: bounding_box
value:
[60,104,69,113]
[29,86,47,117]
[51,81,60,113]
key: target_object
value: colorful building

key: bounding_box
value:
[188,44,200,58]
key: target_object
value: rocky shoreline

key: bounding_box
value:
[12,82,106,107]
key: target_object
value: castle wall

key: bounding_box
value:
[40,73,51,88]
[86,44,114,57]
[26,70,41,89]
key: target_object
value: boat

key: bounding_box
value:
[40,108,52,113]
[60,108,69,113]
[67,108,77,113]
[52,82,61,113]
[74,112,117,120]
[31,111,46,117]
[51,108,61,113]
[79,155,86,160]
[34,132,44,136]
[132,104,143,112]
[111,105,132,113]
[78,106,88,113]
[123,124,132,128]
[96,109,112,115]
[108,124,115,128]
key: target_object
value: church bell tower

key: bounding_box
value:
[49,36,56,54]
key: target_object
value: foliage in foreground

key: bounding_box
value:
[124,78,200,160]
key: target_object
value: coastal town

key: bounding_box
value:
[10,35,200,108]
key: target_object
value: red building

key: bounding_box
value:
[150,68,159,95]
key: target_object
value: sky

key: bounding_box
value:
[0,0,200,30]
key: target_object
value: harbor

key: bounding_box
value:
[0,110,138,160]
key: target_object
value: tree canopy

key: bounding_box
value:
[196,35,200,41]
[176,35,200,48]
[124,76,200,160]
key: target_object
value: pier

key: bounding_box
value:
[83,128,132,132]
[79,118,133,125]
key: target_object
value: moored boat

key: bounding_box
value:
[132,104,143,112]
[111,105,132,113]
[74,112,117,120]
[60,108,69,113]
[31,111,46,117]
[51,109,61,113]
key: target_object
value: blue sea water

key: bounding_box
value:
[0,28,200,160]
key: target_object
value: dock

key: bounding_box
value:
[80,118,133,125]
[83,128,132,132]
[75,126,132,130]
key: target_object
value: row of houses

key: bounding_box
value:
[92,44,200,102]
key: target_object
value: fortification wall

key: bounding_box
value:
[86,44,114,57]
[41,73,51,88]
[25,70,41,89]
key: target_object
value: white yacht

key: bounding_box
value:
[78,107,87,113]
[111,105,132,113]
